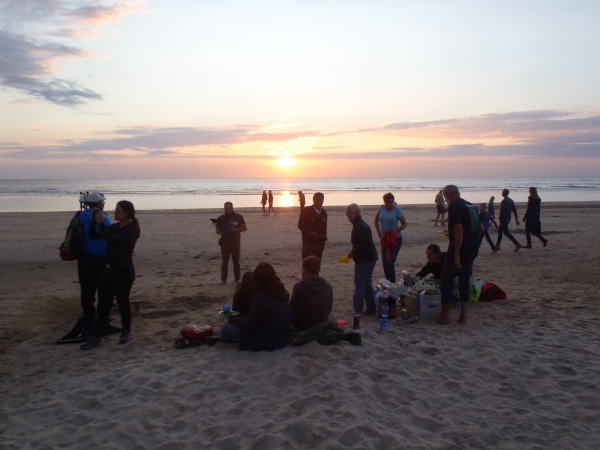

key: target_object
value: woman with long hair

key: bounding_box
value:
[523,187,548,248]
[232,271,254,317]
[267,190,277,216]
[260,191,268,216]
[81,200,141,349]
[374,192,407,283]
[220,263,293,350]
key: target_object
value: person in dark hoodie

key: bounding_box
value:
[523,187,548,248]
[345,203,378,316]
[220,262,293,351]
[232,271,254,317]
[290,256,333,331]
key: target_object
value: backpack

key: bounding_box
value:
[59,211,84,261]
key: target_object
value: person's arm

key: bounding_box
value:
[416,263,432,279]
[97,222,135,244]
[352,224,375,258]
[232,218,247,233]
[228,293,265,331]
[512,203,520,226]
[374,212,381,238]
[398,216,407,233]
[453,224,463,269]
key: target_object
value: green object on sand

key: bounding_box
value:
[218,311,240,317]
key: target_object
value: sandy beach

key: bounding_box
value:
[1,202,600,449]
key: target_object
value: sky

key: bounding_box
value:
[1,0,600,179]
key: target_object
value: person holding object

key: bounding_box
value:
[346,203,378,316]
[495,189,522,252]
[74,191,112,319]
[298,191,306,209]
[478,203,497,253]
[290,256,333,331]
[523,187,548,248]
[220,263,293,351]
[298,192,327,260]
[80,200,140,349]
[216,202,247,284]
[374,192,407,283]
[436,185,482,325]
[415,244,447,284]
[434,189,447,227]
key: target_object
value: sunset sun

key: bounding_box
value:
[274,155,297,168]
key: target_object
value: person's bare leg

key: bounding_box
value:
[435,304,451,324]
[458,302,468,325]
[435,212,440,226]
[441,214,446,228]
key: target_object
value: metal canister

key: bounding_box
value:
[353,315,360,330]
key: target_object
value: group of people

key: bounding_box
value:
[70,184,548,351]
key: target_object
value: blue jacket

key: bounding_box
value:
[75,209,112,256]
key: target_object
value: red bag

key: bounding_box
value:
[181,324,214,341]
[480,282,506,300]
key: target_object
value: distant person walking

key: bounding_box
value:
[216,202,247,284]
[79,192,85,211]
[436,185,482,325]
[374,192,407,283]
[298,191,306,209]
[488,196,498,229]
[434,189,447,227]
[495,189,522,252]
[346,203,378,316]
[260,191,268,216]
[523,187,548,248]
[84,191,90,209]
[80,200,141,349]
[74,191,111,318]
[268,190,277,216]
[478,203,497,253]
[298,192,327,260]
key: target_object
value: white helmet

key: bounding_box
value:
[86,191,106,203]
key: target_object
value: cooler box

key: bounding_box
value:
[404,292,441,320]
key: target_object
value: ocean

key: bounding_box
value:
[1,178,599,212]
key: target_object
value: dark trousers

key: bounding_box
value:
[221,241,241,282]
[93,265,135,338]
[490,216,498,229]
[302,240,326,260]
[479,229,497,251]
[440,250,474,305]
[496,221,520,247]
[381,234,403,283]
[525,219,544,244]
[77,254,105,317]
[353,261,376,314]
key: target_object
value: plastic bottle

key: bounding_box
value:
[379,303,389,331]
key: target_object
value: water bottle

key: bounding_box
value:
[379,303,389,331]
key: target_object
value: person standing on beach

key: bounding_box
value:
[79,192,85,211]
[374,192,407,283]
[298,191,306,209]
[434,189,447,227]
[523,187,548,248]
[436,185,482,325]
[75,191,112,318]
[268,190,277,216]
[298,192,327,260]
[80,200,140,349]
[488,196,498,229]
[346,203,378,316]
[495,189,522,252]
[260,191,268,216]
[84,191,90,209]
[216,202,247,284]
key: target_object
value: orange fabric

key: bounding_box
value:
[380,229,397,261]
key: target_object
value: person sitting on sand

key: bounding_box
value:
[415,244,447,284]
[290,256,333,331]
[232,271,254,317]
[436,185,483,325]
[220,263,293,351]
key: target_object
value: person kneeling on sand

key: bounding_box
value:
[415,244,446,284]
[290,256,333,331]
[232,271,254,318]
[220,263,293,351]
[436,185,482,325]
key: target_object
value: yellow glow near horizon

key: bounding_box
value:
[274,155,297,168]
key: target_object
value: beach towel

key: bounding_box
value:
[380,229,397,261]
[292,320,362,346]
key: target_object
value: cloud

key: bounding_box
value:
[0,1,145,106]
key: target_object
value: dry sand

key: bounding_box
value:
[1,202,600,449]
